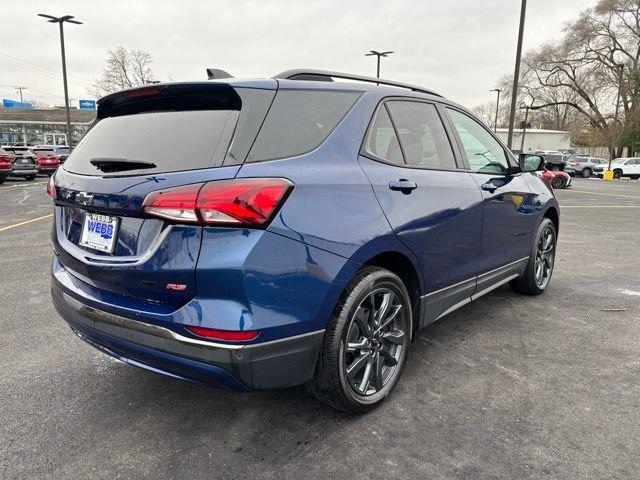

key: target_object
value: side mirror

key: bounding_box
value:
[519,154,545,172]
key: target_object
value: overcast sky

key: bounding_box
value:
[0,0,592,109]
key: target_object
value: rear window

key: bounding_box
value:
[63,86,275,176]
[33,149,54,156]
[246,89,360,162]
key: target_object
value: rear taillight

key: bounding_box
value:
[186,325,260,342]
[47,175,56,200]
[0,155,11,170]
[142,178,293,227]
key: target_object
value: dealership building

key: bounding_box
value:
[0,106,96,146]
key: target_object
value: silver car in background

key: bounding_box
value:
[565,156,608,178]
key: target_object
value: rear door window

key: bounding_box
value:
[246,89,360,162]
[385,101,457,170]
[363,105,404,165]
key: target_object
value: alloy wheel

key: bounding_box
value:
[534,225,555,289]
[343,288,406,396]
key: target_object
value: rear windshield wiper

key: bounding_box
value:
[90,157,157,173]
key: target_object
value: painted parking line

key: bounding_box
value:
[561,205,640,208]
[0,213,53,233]
[562,189,640,200]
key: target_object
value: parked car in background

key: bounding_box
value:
[50,72,560,413]
[593,158,640,179]
[36,145,70,163]
[535,151,566,171]
[538,168,571,189]
[4,146,38,181]
[0,147,15,184]
[31,147,61,176]
[565,156,608,177]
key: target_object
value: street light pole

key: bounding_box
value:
[365,50,394,80]
[37,14,82,148]
[519,103,530,152]
[490,88,502,132]
[609,63,625,170]
[507,0,527,149]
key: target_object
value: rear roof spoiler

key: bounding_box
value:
[207,68,234,80]
[97,83,241,118]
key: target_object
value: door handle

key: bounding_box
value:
[389,179,417,192]
[480,182,498,193]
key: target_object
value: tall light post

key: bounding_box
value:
[609,63,625,170]
[37,14,82,148]
[365,50,394,79]
[507,0,527,149]
[490,88,502,132]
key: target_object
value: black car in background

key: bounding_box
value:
[4,146,38,181]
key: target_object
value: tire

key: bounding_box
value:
[581,168,592,178]
[0,177,5,185]
[551,176,565,189]
[307,267,412,413]
[511,218,557,295]
[613,169,622,179]
[25,174,36,181]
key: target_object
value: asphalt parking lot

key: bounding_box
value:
[1,175,638,479]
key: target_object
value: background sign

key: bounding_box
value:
[79,99,96,110]
[2,99,33,109]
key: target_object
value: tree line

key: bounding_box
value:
[473,0,640,156]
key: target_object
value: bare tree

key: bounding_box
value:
[92,47,155,97]
[522,0,640,155]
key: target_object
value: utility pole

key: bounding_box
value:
[490,88,502,132]
[365,50,394,80]
[14,86,27,102]
[37,13,82,148]
[507,0,527,149]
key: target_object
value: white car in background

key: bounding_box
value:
[593,158,640,179]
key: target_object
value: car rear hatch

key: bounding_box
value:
[52,81,277,307]
[8,148,37,171]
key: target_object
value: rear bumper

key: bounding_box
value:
[51,261,324,391]
[37,167,58,174]
[11,168,37,176]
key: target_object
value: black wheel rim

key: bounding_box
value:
[535,225,555,289]
[343,288,406,396]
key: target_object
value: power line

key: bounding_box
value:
[0,53,93,88]
[0,50,93,84]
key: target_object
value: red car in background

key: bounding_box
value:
[538,168,571,189]
[31,147,61,176]
[0,147,14,184]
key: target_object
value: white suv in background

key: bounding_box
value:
[594,158,640,179]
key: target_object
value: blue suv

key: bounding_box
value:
[50,70,559,413]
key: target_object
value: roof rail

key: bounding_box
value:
[273,69,442,97]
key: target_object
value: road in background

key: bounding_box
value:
[1,177,639,479]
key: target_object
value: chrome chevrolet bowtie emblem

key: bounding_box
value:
[76,191,94,206]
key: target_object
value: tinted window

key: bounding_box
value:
[447,108,510,174]
[386,101,456,169]
[64,109,239,176]
[247,89,360,162]
[33,149,54,156]
[364,105,403,165]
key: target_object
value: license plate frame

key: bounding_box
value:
[79,212,119,253]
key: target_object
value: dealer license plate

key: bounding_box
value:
[79,213,119,253]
